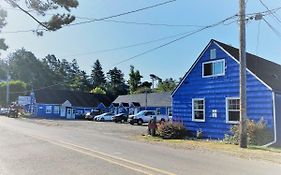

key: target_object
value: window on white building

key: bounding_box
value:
[192,99,205,122]
[203,60,225,77]
[226,98,240,123]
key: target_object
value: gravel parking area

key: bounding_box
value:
[18,118,148,139]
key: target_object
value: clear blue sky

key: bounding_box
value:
[1,0,281,82]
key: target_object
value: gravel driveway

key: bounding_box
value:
[19,118,148,139]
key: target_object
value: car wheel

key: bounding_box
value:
[137,119,143,125]
[121,119,125,123]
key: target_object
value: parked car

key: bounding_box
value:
[94,112,115,121]
[84,110,100,120]
[112,113,128,123]
[128,110,169,125]
[0,108,9,115]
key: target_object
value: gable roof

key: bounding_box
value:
[113,92,172,107]
[214,40,281,92]
[34,90,112,107]
[172,39,281,96]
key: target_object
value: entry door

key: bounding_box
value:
[66,108,73,119]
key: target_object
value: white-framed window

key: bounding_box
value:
[226,97,240,123]
[46,106,52,114]
[210,49,217,59]
[54,106,60,114]
[192,98,205,122]
[202,59,225,78]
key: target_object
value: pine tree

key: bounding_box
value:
[106,67,128,97]
[91,59,106,88]
[128,65,143,94]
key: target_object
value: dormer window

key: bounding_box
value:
[202,59,225,77]
[210,49,217,59]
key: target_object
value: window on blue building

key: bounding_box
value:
[54,106,60,114]
[226,98,240,123]
[192,99,205,122]
[46,106,52,114]
[203,60,225,77]
[210,49,216,59]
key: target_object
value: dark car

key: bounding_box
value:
[112,113,128,123]
[84,110,100,120]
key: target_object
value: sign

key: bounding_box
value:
[18,96,31,106]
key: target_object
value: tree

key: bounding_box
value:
[156,78,177,92]
[106,67,128,97]
[91,59,106,88]
[90,87,106,95]
[0,80,27,105]
[8,48,56,89]
[0,9,8,54]
[0,1,79,55]
[134,81,153,94]
[128,65,143,94]
[150,74,162,89]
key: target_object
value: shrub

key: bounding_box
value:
[157,122,187,139]
[224,118,273,146]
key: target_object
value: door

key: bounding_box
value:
[66,108,73,119]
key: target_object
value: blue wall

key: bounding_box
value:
[35,104,93,119]
[172,41,274,139]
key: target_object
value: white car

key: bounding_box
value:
[128,110,169,125]
[0,108,9,115]
[94,113,115,121]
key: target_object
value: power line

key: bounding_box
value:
[3,6,281,35]
[109,14,238,67]
[75,15,204,28]
[258,0,281,26]
[9,13,238,95]
[67,0,177,27]
[262,18,281,40]
[59,30,203,58]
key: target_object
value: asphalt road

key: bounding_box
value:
[0,117,280,175]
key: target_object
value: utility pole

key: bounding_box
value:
[239,0,248,148]
[145,88,148,110]
[6,59,10,107]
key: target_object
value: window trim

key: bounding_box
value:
[192,98,205,122]
[46,106,52,114]
[202,59,225,78]
[226,97,240,124]
[53,106,60,114]
[210,49,217,59]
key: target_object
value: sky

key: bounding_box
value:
[1,0,281,82]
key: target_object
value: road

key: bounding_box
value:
[0,117,280,175]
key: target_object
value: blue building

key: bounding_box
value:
[31,90,112,119]
[172,39,281,146]
[111,92,172,116]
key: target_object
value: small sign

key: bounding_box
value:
[18,96,31,106]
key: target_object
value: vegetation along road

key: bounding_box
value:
[0,116,280,175]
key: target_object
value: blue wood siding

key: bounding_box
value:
[173,42,274,139]
[35,104,93,119]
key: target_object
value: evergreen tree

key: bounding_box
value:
[128,65,143,94]
[156,78,177,92]
[0,1,79,55]
[91,59,106,88]
[106,67,128,97]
